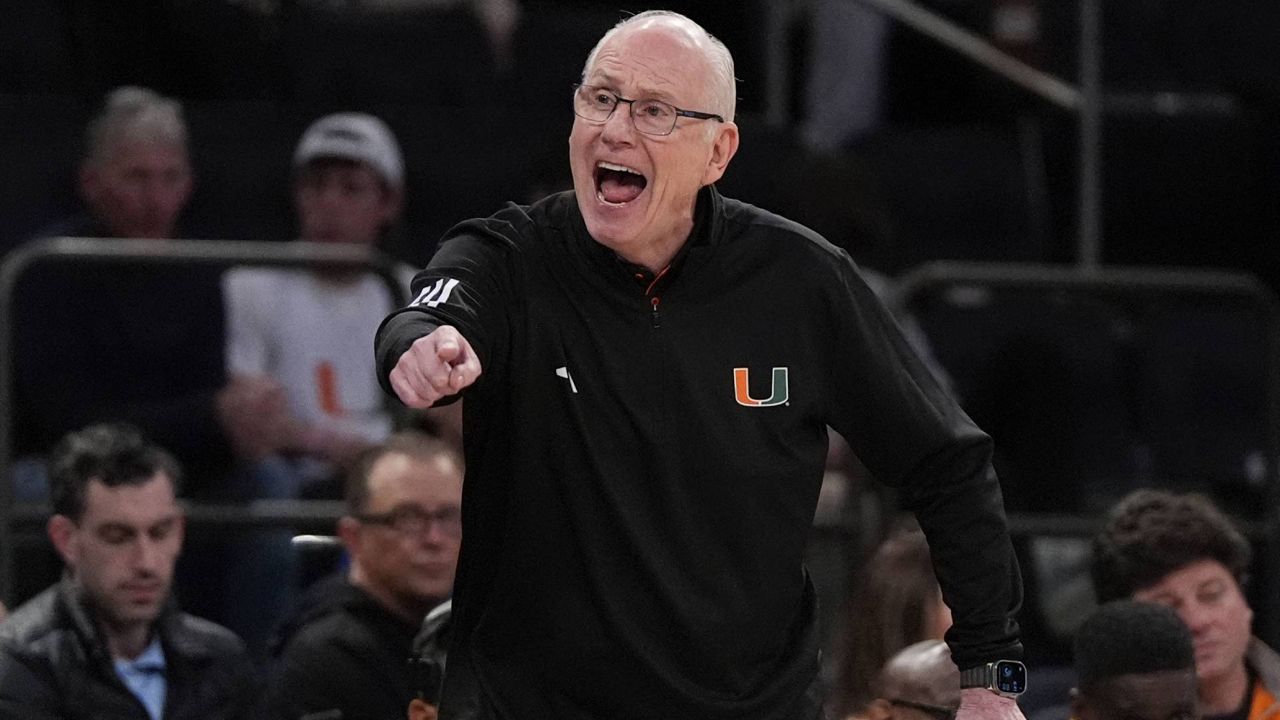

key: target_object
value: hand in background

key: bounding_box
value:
[216,374,297,461]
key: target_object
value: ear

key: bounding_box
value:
[173,512,187,552]
[47,515,79,567]
[178,167,196,206]
[337,516,362,555]
[700,121,740,187]
[864,698,894,720]
[380,185,404,227]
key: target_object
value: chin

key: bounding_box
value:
[581,216,633,252]
[412,581,452,603]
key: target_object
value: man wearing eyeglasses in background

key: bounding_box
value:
[376,9,1024,720]
[265,432,463,720]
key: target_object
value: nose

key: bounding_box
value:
[600,102,637,146]
[138,175,167,208]
[134,537,164,576]
[420,520,452,548]
[313,180,347,207]
[1176,601,1213,635]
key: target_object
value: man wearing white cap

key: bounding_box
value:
[223,112,416,491]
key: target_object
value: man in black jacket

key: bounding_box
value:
[0,424,260,719]
[376,10,1025,720]
[266,432,463,720]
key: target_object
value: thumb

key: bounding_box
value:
[435,335,461,364]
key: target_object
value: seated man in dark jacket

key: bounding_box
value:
[267,431,462,720]
[0,424,260,720]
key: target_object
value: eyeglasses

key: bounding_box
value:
[572,84,725,136]
[357,504,461,537]
[887,698,958,720]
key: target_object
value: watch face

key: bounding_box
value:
[995,660,1027,695]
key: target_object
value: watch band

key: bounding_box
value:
[959,660,1027,696]
[959,665,992,688]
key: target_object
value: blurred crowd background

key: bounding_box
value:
[3,0,1280,704]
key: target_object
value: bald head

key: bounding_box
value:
[582,11,736,122]
[877,640,961,712]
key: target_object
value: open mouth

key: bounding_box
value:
[594,161,648,205]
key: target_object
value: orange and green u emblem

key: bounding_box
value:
[733,367,790,407]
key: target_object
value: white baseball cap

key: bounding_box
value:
[293,112,404,189]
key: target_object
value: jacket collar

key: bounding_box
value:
[57,574,216,666]
[1249,637,1280,701]
[567,184,726,294]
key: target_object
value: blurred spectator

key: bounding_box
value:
[223,112,416,496]
[14,85,295,494]
[830,524,953,720]
[855,639,960,720]
[1068,600,1197,720]
[0,424,260,719]
[1092,489,1280,719]
[65,85,193,240]
[267,432,463,720]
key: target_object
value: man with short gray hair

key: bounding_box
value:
[75,85,194,241]
[377,11,1024,719]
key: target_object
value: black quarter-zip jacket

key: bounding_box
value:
[375,187,1022,720]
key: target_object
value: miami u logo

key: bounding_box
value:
[733,367,789,407]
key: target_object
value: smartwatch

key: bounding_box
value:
[959,660,1027,697]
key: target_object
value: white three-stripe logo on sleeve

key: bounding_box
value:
[410,278,460,308]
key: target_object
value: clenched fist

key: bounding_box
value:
[388,325,482,408]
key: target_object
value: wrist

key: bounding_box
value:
[959,660,1027,697]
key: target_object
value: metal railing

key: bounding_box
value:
[0,237,409,603]
[893,260,1280,648]
[763,0,1242,269]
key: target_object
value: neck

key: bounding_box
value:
[103,619,154,660]
[348,565,434,625]
[1200,661,1251,716]
[619,220,692,274]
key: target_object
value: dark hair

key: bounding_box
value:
[1091,489,1251,602]
[49,423,182,521]
[1074,600,1194,690]
[345,431,463,515]
[831,524,942,718]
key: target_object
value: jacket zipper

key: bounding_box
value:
[644,265,669,329]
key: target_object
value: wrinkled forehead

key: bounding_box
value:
[99,139,191,171]
[585,22,715,103]
[366,453,463,509]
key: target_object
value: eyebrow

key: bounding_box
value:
[585,72,681,105]
[95,515,180,533]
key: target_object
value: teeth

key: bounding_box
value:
[597,161,641,176]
